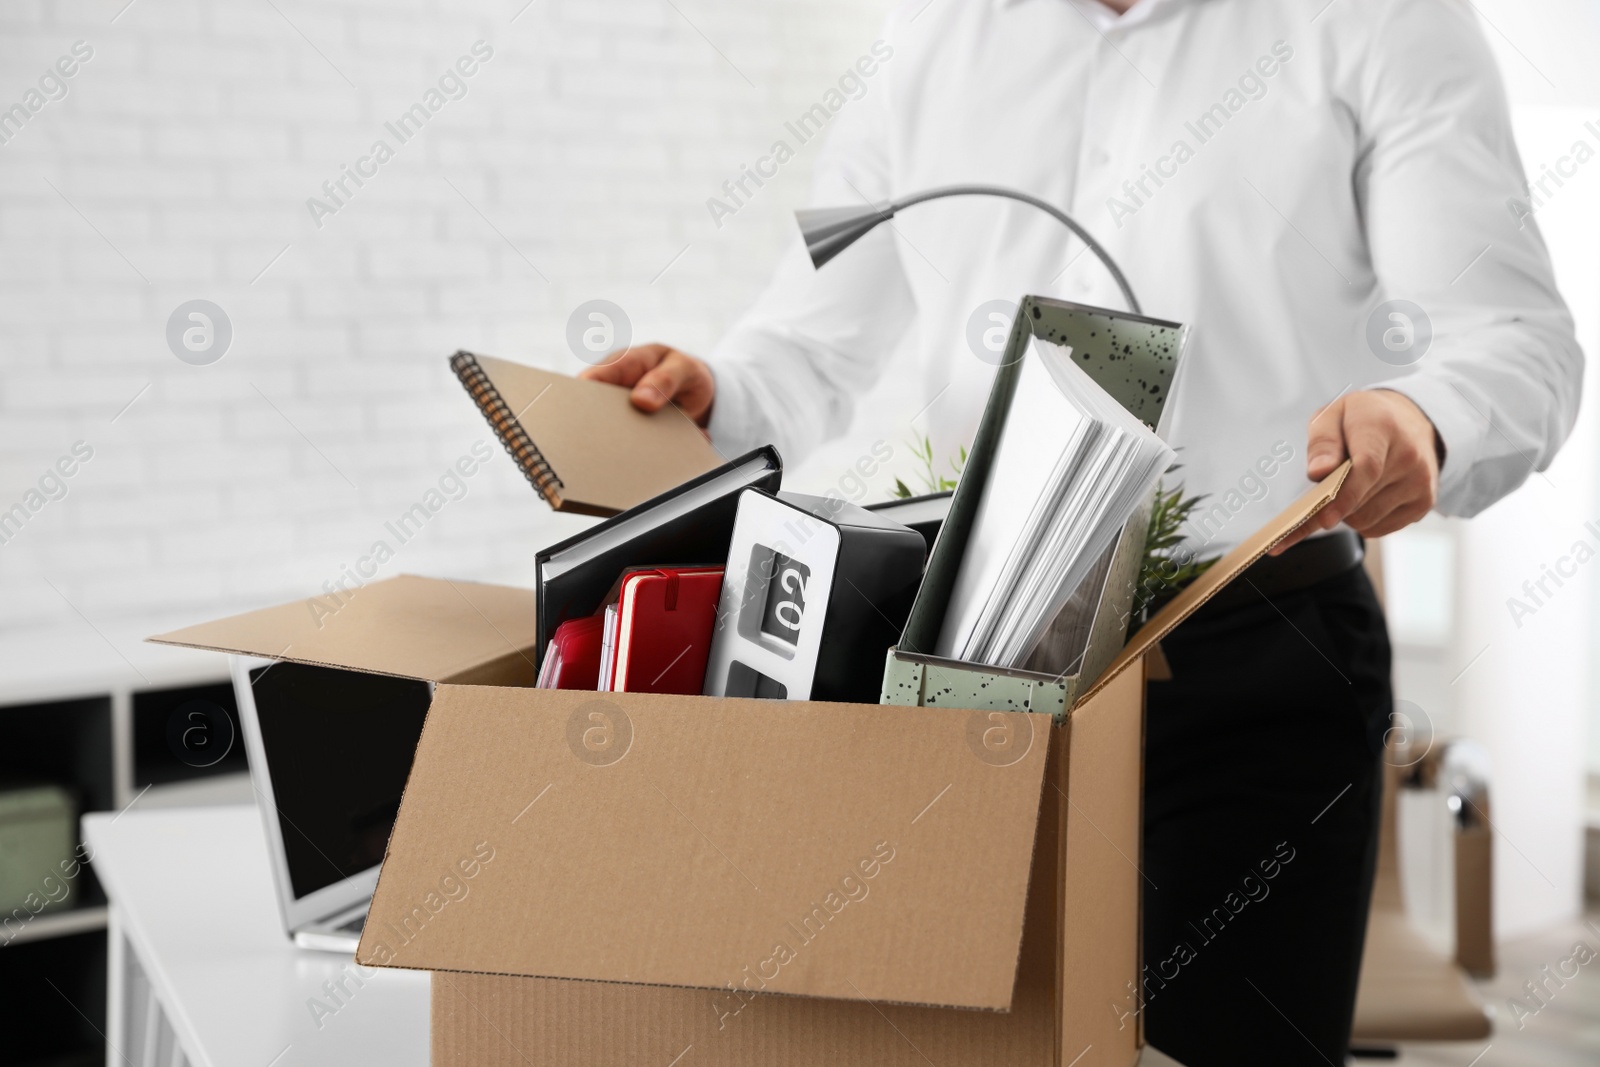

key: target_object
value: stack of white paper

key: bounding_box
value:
[936,336,1176,668]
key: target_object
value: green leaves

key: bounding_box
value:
[892,433,965,497]
[1134,469,1218,622]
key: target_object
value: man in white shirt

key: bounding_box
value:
[585,0,1582,1061]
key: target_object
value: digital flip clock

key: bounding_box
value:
[703,489,926,703]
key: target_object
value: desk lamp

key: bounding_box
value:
[795,183,1141,314]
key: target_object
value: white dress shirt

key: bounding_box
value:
[705,0,1584,549]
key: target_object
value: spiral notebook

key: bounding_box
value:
[450,350,725,517]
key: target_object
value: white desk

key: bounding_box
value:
[84,806,1189,1067]
[84,805,429,1067]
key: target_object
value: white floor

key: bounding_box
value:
[1140,909,1600,1067]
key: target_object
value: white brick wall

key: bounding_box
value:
[0,0,898,636]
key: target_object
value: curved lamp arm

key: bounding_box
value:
[796,182,1141,315]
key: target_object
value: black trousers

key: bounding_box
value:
[1141,563,1390,1066]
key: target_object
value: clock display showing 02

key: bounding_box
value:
[758,551,811,646]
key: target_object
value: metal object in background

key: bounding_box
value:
[796,183,1143,314]
[1413,738,1496,979]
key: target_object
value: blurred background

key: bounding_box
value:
[1,1,1598,1064]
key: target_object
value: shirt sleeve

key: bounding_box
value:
[1352,0,1584,517]
[704,37,917,465]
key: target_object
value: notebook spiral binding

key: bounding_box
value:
[449,351,565,507]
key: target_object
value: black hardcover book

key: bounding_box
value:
[533,446,782,664]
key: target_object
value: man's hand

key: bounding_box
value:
[1272,389,1442,555]
[577,343,716,427]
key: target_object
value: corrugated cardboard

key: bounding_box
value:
[418,676,1101,1067]
[148,574,542,686]
[358,686,1048,1010]
[153,463,1350,1067]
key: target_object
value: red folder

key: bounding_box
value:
[536,615,605,690]
[609,566,725,695]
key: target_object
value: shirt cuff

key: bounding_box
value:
[703,360,766,459]
[1371,374,1486,516]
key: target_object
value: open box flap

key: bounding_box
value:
[1074,461,1352,710]
[147,574,541,685]
[357,686,1050,1011]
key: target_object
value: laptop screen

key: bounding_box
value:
[249,662,431,901]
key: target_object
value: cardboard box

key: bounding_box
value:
[151,468,1348,1067]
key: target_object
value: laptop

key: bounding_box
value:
[231,655,433,953]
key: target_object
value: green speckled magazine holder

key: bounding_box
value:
[880,296,1187,719]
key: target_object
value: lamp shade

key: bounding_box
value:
[795,204,895,269]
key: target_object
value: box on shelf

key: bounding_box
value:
[0,783,77,917]
[144,458,1348,1067]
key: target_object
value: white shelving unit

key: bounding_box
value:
[2,612,249,1067]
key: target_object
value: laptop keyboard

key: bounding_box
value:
[335,914,366,934]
